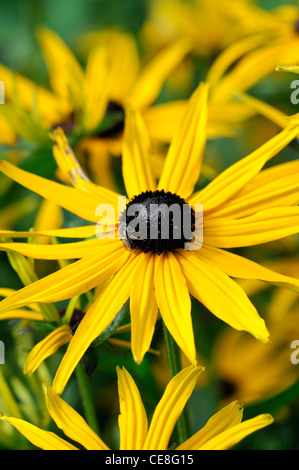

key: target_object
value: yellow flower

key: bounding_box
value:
[0,83,299,395]
[211,312,299,406]
[209,254,299,405]
[0,27,194,192]
[140,0,257,58]
[0,365,274,450]
[138,1,299,143]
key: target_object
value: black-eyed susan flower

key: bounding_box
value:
[0,28,191,189]
[209,254,299,405]
[205,2,299,95]
[0,365,274,450]
[140,0,258,59]
[211,311,299,406]
[138,1,299,143]
[0,83,299,395]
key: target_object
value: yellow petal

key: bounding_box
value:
[203,207,299,248]
[128,39,191,109]
[117,367,148,450]
[50,127,120,210]
[0,238,108,260]
[177,400,243,450]
[235,91,288,129]
[0,225,97,239]
[158,82,208,199]
[130,252,158,364]
[176,250,269,342]
[210,39,299,105]
[189,125,299,211]
[198,245,299,292]
[82,30,140,104]
[154,252,196,365]
[43,384,109,450]
[0,241,128,313]
[37,27,84,107]
[24,325,72,375]
[33,198,63,244]
[142,100,186,143]
[53,251,140,395]
[0,160,109,223]
[0,63,68,123]
[78,137,119,192]
[211,160,299,219]
[206,35,267,90]
[198,414,274,450]
[142,365,203,450]
[0,309,44,322]
[0,112,16,144]
[83,45,110,132]
[122,108,156,199]
[0,415,77,450]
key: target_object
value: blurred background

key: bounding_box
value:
[0,0,298,450]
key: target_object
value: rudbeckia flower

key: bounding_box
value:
[140,0,258,58]
[210,254,299,405]
[0,365,274,450]
[211,311,299,406]
[204,2,299,105]
[0,27,191,190]
[138,1,299,144]
[0,82,299,395]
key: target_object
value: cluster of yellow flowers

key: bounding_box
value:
[0,0,298,451]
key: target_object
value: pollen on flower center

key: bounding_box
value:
[118,190,195,254]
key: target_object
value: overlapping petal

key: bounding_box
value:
[142,365,203,450]
[176,250,269,342]
[122,108,156,199]
[210,160,299,219]
[203,207,299,248]
[198,414,274,450]
[158,82,208,199]
[177,400,243,450]
[0,241,128,313]
[128,39,191,109]
[189,125,299,211]
[197,245,299,292]
[53,251,140,395]
[43,384,109,450]
[0,415,78,450]
[0,160,114,223]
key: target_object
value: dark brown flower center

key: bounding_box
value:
[118,190,195,254]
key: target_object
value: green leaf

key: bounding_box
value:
[90,299,130,347]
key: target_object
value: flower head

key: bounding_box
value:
[0,82,299,395]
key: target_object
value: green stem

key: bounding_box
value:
[162,322,191,445]
[75,361,100,435]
